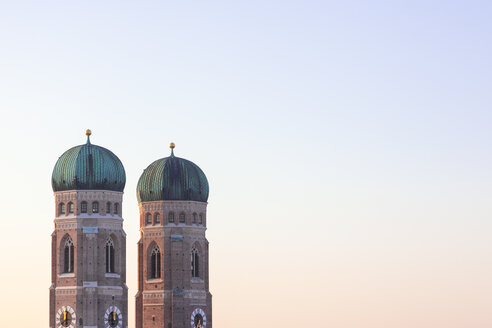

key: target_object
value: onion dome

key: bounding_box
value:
[52,130,126,192]
[137,143,209,203]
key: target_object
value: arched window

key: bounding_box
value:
[145,213,152,225]
[199,214,203,225]
[67,202,74,214]
[59,203,65,215]
[154,213,160,225]
[106,202,111,214]
[92,202,99,214]
[63,237,74,273]
[191,246,199,278]
[81,201,87,213]
[192,213,197,224]
[114,203,119,215]
[168,212,174,223]
[179,212,185,223]
[150,245,161,279]
[106,238,115,273]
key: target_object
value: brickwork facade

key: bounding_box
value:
[136,200,212,328]
[50,190,128,328]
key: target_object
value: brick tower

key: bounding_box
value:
[49,130,128,328]
[135,143,212,328]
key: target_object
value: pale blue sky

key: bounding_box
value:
[0,1,492,327]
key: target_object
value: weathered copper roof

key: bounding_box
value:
[136,147,209,203]
[51,133,126,192]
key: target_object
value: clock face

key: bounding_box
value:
[56,306,76,328]
[190,308,207,328]
[105,305,122,328]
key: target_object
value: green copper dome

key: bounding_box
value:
[52,131,126,192]
[137,145,209,203]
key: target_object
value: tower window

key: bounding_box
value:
[92,202,99,214]
[106,202,111,214]
[191,246,199,278]
[63,237,74,273]
[168,212,174,223]
[81,201,87,213]
[106,238,115,273]
[145,213,152,225]
[114,203,119,215]
[154,213,160,225]
[59,203,65,215]
[192,213,197,224]
[199,214,203,225]
[67,202,74,214]
[150,245,161,279]
[179,213,185,223]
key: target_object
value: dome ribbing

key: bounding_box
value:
[52,133,126,192]
[137,147,208,203]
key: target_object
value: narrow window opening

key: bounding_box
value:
[150,245,161,279]
[106,202,111,214]
[154,213,160,225]
[179,213,185,223]
[106,238,115,273]
[168,212,174,223]
[114,203,119,215]
[145,213,152,225]
[191,246,199,278]
[192,213,197,224]
[92,202,99,214]
[199,214,203,225]
[59,203,65,215]
[67,202,74,214]
[81,201,87,213]
[63,237,74,273]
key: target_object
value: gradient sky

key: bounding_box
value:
[1,1,492,327]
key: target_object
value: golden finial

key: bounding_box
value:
[170,142,175,156]
[86,129,92,144]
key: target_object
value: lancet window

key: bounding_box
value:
[150,245,161,279]
[63,237,74,273]
[191,246,199,278]
[106,238,115,273]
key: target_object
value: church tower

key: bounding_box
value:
[135,143,212,328]
[49,130,128,328]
